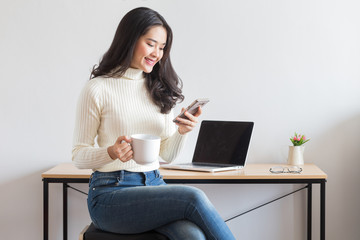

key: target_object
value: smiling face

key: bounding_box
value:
[130,26,167,73]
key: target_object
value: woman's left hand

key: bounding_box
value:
[175,107,202,135]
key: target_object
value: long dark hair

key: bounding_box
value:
[90,7,184,114]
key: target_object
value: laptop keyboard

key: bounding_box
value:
[181,163,236,168]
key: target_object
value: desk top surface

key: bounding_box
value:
[42,162,327,180]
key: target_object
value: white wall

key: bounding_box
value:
[1,0,359,239]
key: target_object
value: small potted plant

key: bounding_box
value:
[288,133,310,165]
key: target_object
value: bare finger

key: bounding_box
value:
[183,112,199,123]
[122,150,133,162]
[176,117,196,127]
[193,106,202,117]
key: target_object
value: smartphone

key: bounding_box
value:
[173,98,210,123]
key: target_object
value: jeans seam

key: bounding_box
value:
[186,201,217,240]
[155,226,177,240]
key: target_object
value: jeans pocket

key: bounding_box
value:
[90,171,122,189]
[148,170,166,186]
[155,169,161,178]
[88,173,94,187]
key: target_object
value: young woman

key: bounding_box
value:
[72,7,235,240]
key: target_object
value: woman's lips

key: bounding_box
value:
[145,57,156,66]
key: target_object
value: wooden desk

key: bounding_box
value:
[42,163,327,240]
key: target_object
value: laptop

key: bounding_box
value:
[161,120,254,172]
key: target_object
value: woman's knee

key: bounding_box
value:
[180,185,210,205]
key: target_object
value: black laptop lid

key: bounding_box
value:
[192,121,254,166]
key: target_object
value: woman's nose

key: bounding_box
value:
[151,48,160,58]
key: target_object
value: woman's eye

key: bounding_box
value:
[147,43,154,47]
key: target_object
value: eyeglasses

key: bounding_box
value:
[269,166,302,174]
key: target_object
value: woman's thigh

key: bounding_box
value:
[88,184,208,234]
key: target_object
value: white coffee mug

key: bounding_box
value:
[131,134,161,165]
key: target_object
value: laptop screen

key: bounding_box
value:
[192,121,254,166]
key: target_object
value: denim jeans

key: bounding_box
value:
[87,169,235,240]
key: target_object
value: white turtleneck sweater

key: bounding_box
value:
[72,68,187,172]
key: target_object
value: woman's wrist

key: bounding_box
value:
[178,128,187,135]
[107,146,117,160]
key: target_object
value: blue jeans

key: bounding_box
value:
[87,169,235,240]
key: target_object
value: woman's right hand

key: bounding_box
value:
[107,136,133,162]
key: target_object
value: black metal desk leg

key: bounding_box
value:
[63,183,68,240]
[43,180,49,240]
[320,181,326,240]
[307,184,312,240]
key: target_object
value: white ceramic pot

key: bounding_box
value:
[287,145,305,166]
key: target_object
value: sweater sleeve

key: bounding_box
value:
[159,109,187,163]
[72,81,114,169]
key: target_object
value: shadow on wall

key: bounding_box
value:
[307,113,360,239]
[0,169,47,239]
[309,113,360,181]
[0,166,90,240]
